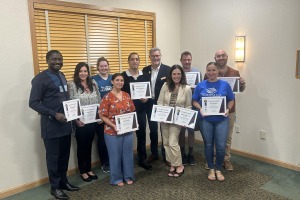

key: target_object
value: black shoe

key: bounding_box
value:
[60,183,80,191]
[51,189,69,199]
[102,164,110,173]
[88,173,98,180]
[139,161,152,170]
[182,154,188,166]
[146,154,159,163]
[81,174,92,182]
[188,154,196,166]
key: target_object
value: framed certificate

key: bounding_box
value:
[115,112,139,135]
[217,77,240,93]
[150,105,174,123]
[173,107,198,129]
[63,99,82,121]
[202,96,226,115]
[186,72,201,88]
[129,82,152,99]
[80,104,101,124]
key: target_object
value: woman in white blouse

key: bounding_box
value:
[68,62,101,182]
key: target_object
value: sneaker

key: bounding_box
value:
[102,164,110,173]
[223,160,233,171]
[182,154,188,166]
[188,155,196,166]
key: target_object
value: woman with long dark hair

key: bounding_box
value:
[157,65,192,177]
[69,62,101,182]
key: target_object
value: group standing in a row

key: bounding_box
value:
[29,48,246,199]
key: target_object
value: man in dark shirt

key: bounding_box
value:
[142,47,170,163]
[122,52,152,170]
[29,50,79,200]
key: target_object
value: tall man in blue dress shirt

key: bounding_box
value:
[142,47,170,163]
[29,50,79,200]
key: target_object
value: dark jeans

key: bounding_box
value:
[201,118,229,170]
[75,123,96,174]
[43,135,71,189]
[96,123,109,166]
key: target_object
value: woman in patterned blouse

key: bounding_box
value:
[157,65,192,178]
[68,62,101,182]
[99,73,136,186]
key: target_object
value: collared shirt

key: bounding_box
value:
[151,64,161,99]
[125,69,143,80]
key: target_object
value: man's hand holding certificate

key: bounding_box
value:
[202,97,226,116]
[217,77,240,93]
[186,72,201,88]
[115,112,139,135]
[63,99,82,121]
[150,105,174,123]
[129,82,152,99]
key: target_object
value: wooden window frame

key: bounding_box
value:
[28,0,156,77]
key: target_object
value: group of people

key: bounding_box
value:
[29,48,246,199]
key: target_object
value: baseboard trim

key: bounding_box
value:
[0,161,100,199]
[231,149,300,172]
[1,144,299,198]
[195,140,300,172]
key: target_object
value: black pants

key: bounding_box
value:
[96,123,109,166]
[145,99,165,159]
[43,135,71,190]
[135,108,147,164]
[75,123,96,174]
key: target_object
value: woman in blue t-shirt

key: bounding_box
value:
[192,62,234,182]
[92,57,112,173]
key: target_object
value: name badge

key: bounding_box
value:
[59,85,68,92]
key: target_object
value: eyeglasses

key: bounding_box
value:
[150,54,161,59]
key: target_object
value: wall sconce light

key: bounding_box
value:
[235,36,245,62]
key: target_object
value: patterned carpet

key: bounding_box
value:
[57,155,288,200]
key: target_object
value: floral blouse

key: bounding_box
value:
[99,91,135,135]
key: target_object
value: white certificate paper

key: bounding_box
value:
[80,104,101,124]
[129,82,152,99]
[150,105,174,123]
[202,97,226,115]
[63,99,82,121]
[217,77,240,93]
[186,72,201,88]
[173,107,198,129]
[115,112,139,135]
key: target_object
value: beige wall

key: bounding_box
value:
[1,0,300,194]
[180,0,300,166]
[0,0,181,193]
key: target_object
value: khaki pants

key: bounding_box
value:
[225,112,235,161]
[161,123,182,167]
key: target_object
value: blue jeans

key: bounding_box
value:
[104,132,135,185]
[201,118,229,170]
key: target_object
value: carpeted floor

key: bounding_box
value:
[58,154,288,200]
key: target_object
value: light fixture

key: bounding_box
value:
[235,36,245,62]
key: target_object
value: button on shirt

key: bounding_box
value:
[151,65,160,99]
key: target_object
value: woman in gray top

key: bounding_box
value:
[69,62,101,182]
